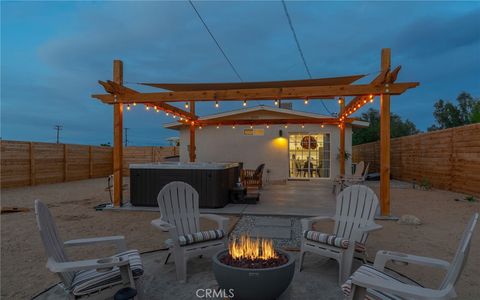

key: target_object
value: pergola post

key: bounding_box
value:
[380,48,391,216]
[113,60,123,207]
[339,97,345,176]
[189,100,196,162]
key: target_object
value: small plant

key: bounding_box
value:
[466,195,477,203]
[419,177,431,190]
[336,148,352,161]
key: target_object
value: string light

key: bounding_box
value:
[173,115,176,119]
[369,94,374,99]
[199,126,203,130]
[166,112,169,116]
[154,106,157,110]
[250,125,253,129]
[321,124,324,128]
[243,100,247,107]
[126,104,131,111]
[357,104,361,108]
[145,105,150,111]
[274,99,279,106]
[301,124,305,128]
[185,102,189,109]
[156,108,160,113]
[284,125,288,129]
[232,125,236,129]
[338,99,342,104]
[266,125,270,129]
[180,117,183,121]
[133,102,137,106]
[215,101,219,108]
[370,98,374,103]
[363,99,367,104]
[216,125,220,129]
[304,98,309,105]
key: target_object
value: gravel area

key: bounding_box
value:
[230,215,302,249]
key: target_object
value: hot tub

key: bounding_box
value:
[129,162,240,208]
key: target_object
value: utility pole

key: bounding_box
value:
[124,127,129,147]
[53,125,63,144]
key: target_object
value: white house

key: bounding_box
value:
[165,105,367,183]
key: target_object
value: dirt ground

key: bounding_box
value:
[1,178,479,299]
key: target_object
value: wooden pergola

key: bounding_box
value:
[92,48,419,216]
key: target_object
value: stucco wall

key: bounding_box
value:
[178,124,352,182]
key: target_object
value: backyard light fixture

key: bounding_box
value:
[232,125,235,129]
[321,124,324,128]
[126,104,131,110]
[301,124,305,128]
[165,112,169,116]
[215,101,219,108]
[145,105,150,110]
[250,125,253,129]
[304,98,309,105]
[370,98,374,103]
[274,99,279,106]
[199,126,202,130]
[185,102,189,109]
[133,102,137,106]
[216,125,220,129]
[284,125,288,129]
[266,124,270,129]
[243,100,247,107]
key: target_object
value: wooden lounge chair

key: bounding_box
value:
[299,185,382,285]
[242,163,265,189]
[333,161,368,194]
[34,200,143,299]
[151,181,229,282]
[344,213,479,300]
[343,163,370,188]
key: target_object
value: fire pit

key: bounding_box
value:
[212,235,295,300]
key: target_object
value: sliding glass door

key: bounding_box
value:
[288,133,330,179]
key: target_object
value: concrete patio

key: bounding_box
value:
[110,179,412,217]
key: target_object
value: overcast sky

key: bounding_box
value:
[2,1,479,146]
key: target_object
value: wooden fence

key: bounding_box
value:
[0,140,177,188]
[352,123,480,196]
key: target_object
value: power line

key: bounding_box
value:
[188,0,243,82]
[53,125,63,144]
[281,0,333,116]
[124,127,129,147]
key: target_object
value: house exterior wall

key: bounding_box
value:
[178,124,352,183]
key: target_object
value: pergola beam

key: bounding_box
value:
[192,117,354,126]
[92,82,418,104]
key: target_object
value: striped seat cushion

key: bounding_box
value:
[341,265,411,300]
[303,230,367,252]
[71,250,143,296]
[303,230,349,249]
[178,229,225,246]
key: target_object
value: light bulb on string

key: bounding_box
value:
[133,102,137,106]
[185,102,189,109]
[215,101,219,108]
[243,100,247,107]
[127,104,131,111]
[304,98,309,105]
[274,99,278,106]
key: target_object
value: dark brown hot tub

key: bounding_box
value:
[130,162,240,208]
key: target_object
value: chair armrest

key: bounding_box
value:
[301,216,334,231]
[200,214,230,232]
[47,256,129,273]
[151,218,175,232]
[351,272,456,300]
[373,250,450,272]
[64,236,127,252]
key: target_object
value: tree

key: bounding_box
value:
[428,92,479,131]
[352,108,419,145]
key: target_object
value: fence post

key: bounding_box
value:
[30,142,36,186]
[63,144,68,182]
[89,146,93,178]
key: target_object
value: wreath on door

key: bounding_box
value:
[301,136,317,149]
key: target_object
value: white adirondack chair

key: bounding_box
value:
[333,161,365,194]
[151,181,229,282]
[34,200,144,299]
[299,185,382,285]
[344,213,478,300]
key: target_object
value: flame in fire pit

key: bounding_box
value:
[229,235,278,260]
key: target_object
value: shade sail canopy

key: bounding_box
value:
[140,74,365,91]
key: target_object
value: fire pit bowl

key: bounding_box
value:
[212,248,295,300]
